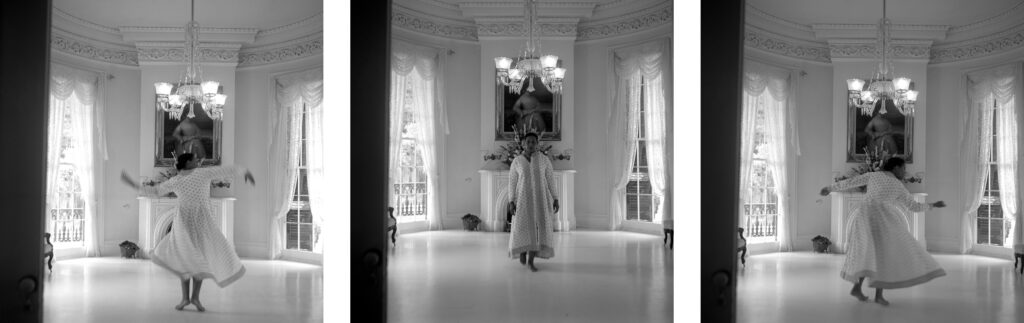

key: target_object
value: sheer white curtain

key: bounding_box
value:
[270,67,321,258]
[48,63,104,256]
[391,40,448,230]
[609,39,670,230]
[741,60,798,251]
[961,63,1022,253]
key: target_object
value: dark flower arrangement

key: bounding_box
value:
[834,146,923,187]
[483,126,552,166]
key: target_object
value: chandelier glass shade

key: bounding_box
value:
[846,0,916,116]
[494,0,566,94]
[154,0,226,121]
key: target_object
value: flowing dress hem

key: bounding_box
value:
[151,253,247,288]
[840,268,946,289]
[509,245,554,259]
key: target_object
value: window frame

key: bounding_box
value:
[976,97,1011,247]
[741,93,780,243]
[626,76,656,223]
[285,103,320,253]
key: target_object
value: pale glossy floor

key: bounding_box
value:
[386,230,673,323]
[738,252,1023,323]
[43,257,322,323]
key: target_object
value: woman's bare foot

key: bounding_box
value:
[190,298,206,312]
[174,299,190,310]
[529,264,538,272]
[874,296,889,306]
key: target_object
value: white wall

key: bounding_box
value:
[233,55,322,257]
[393,29,483,229]
[741,50,835,251]
[925,48,1024,253]
[51,52,144,256]
[574,25,672,230]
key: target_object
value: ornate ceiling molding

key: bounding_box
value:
[136,44,241,64]
[930,26,1024,64]
[577,3,671,41]
[828,40,932,60]
[392,7,478,41]
[477,20,578,38]
[257,12,323,36]
[51,31,139,66]
[238,35,323,67]
[745,26,831,63]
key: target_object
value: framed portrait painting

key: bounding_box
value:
[495,61,562,141]
[154,84,222,167]
[847,94,913,163]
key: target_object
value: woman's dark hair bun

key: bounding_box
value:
[175,153,195,170]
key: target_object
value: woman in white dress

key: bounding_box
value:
[121,153,255,311]
[508,133,559,272]
[820,157,946,306]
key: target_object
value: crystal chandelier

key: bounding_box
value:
[494,0,566,94]
[154,0,226,121]
[846,0,917,116]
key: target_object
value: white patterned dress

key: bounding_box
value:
[152,166,246,287]
[508,152,558,259]
[829,171,946,289]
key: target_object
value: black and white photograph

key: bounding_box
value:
[1,0,324,322]
[716,0,1024,322]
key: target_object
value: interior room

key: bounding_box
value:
[736,0,1024,322]
[384,0,674,322]
[38,0,324,322]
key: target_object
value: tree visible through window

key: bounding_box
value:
[286,104,320,252]
[51,106,85,248]
[977,97,1010,246]
[743,98,779,242]
[627,77,655,222]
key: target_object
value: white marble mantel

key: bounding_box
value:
[137,196,235,258]
[829,192,927,253]
[479,169,576,232]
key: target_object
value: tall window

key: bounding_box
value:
[394,88,428,220]
[51,107,85,248]
[978,98,1010,246]
[743,97,779,242]
[627,77,655,222]
[286,104,320,252]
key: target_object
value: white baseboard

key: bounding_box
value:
[398,221,430,234]
[928,239,962,254]
[280,249,323,265]
[971,244,1014,260]
[236,242,269,259]
[619,221,663,236]
[576,215,609,230]
[53,247,86,260]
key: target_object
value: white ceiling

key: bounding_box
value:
[748,0,1024,26]
[53,0,322,30]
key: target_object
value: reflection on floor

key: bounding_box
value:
[387,230,673,323]
[44,257,322,323]
[738,252,1023,323]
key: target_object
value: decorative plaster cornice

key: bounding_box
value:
[137,47,239,63]
[828,40,932,60]
[744,27,831,63]
[238,35,323,67]
[577,3,671,41]
[931,26,1024,63]
[51,32,139,66]
[477,21,578,38]
[392,8,478,41]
